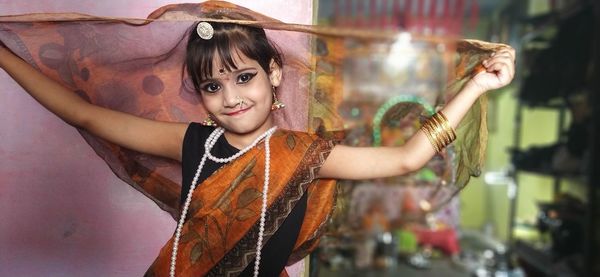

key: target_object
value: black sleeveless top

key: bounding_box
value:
[181,123,307,276]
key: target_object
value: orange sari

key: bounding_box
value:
[145,130,337,276]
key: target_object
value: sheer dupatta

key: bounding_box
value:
[0,0,504,257]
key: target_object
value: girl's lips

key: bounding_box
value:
[224,106,251,116]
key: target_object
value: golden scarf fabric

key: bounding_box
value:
[0,0,504,217]
[0,5,510,275]
[145,130,336,276]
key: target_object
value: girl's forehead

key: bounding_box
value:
[210,51,259,74]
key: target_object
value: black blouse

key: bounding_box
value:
[181,123,307,276]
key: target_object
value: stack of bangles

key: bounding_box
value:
[420,111,457,153]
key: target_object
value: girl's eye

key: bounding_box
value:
[202,82,221,93]
[237,72,257,84]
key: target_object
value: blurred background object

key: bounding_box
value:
[312,0,598,276]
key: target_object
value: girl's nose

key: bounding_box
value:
[222,87,241,108]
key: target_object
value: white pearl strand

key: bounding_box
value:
[170,126,277,277]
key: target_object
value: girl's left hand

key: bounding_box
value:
[468,46,516,94]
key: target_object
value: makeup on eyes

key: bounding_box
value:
[200,67,257,81]
[199,68,258,93]
[237,71,257,83]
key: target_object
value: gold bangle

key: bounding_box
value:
[420,111,458,153]
[421,120,441,152]
[430,114,452,145]
[436,111,457,141]
[427,118,447,150]
[423,119,443,152]
[432,112,456,145]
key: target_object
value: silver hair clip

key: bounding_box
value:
[196,22,214,40]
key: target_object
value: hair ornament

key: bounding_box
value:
[196,21,214,40]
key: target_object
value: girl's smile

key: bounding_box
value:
[224,105,251,116]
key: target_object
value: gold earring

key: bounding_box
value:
[200,114,217,126]
[271,86,285,111]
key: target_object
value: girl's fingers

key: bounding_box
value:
[485,52,513,62]
[486,47,516,66]
[484,53,514,73]
[495,47,516,61]
[486,61,513,84]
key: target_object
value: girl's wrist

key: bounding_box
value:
[462,80,486,98]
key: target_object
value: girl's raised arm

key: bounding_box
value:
[318,46,516,180]
[0,45,188,161]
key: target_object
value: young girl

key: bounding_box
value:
[0,5,515,277]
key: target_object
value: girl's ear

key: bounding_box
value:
[268,59,282,87]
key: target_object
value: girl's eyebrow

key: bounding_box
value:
[230,66,258,73]
[200,66,258,83]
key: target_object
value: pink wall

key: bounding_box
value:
[0,1,312,276]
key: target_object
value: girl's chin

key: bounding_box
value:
[221,122,261,133]
[224,121,275,135]
[219,115,274,133]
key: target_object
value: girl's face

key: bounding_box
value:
[199,51,281,138]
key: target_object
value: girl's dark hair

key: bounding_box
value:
[186,22,283,92]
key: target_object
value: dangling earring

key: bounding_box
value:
[271,86,285,111]
[200,114,217,126]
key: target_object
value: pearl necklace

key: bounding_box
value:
[170,126,277,277]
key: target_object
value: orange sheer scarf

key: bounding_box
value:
[0,0,504,218]
[0,1,510,275]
